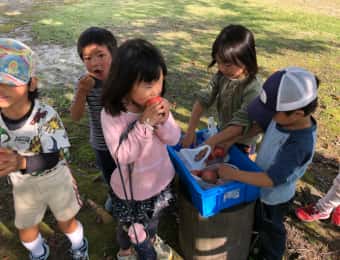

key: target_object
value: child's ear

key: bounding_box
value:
[28,77,38,92]
[294,110,305,118]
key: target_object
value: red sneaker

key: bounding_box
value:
[295,204,331,222]
[331,206,340,227]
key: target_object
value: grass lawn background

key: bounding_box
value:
[0,0,339,259]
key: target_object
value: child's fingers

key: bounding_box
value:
[181,132,195,148]
[0,147,12,153]
[79,75,95,88]
[160,99,170,110]
[79,74,91,82]
[146,103,165,116]
[0,161,12,173]
[0,167,12,177]
[0,149,15,163]
[155,101,169,115]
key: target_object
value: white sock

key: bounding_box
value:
[64,221,84,250]
[21,233,45,257]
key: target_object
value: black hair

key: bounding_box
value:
[102,39,167,116]
[285,76,320,116]
[77,27,117,59]
[209,24,258,80]
[27,78,38,102]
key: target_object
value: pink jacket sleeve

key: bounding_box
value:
[101,110,154,164]
[154,112,181,146]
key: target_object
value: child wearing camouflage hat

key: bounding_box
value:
[0,38,89,260]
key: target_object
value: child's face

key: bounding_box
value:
[273,111,304,126]
[0,83,30,111]
[82,44,112,81]
[216,56,246,80]
[129,71,164,108]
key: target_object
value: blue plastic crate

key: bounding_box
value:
[167,129,262,217]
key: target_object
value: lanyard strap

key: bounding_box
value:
[115,120,145,245]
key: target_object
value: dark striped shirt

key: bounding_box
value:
[74,77,108,150]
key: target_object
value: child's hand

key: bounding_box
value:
[193,138,216,161]
[78,74,95,95]
[158,98,170,124]
[0,148,25,177]
[218,164,238,181]
[140,101,165,127]
[181,131,196,148]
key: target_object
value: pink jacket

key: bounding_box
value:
[101,110,181,201]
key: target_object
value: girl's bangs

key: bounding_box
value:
[217,47,241,66]
[137,64,161,83]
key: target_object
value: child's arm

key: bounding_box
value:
[205,125,243,151]
[218,164,274,187]
[154,112,181,146]
[0,148,26,177]
[70,75,95,121]
[151,98,181,145]
[218,133,315,188]
[206,123,263,151]
[182,74,220,148]
[181,100,204,147]
[221,79,262,141]
[0,149,60,176]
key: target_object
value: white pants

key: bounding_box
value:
[316,173,340,213]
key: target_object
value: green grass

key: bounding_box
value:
[1,0,339,258]
[25,0,339,142]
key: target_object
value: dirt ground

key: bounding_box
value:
[0,1,339,259]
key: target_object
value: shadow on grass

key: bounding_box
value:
[301,151,339,194]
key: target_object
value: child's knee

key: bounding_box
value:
[57,217,78,233]
[18,225,40,242]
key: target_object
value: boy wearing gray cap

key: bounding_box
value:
[218,67,318,260]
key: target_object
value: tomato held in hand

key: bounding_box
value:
[207,153,214,161]
[201,169,217,184]
[146,96,163,106]
[207,147,225,161]
[213,146,225,158]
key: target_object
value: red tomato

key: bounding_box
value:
[207,153,215,161]
[146,96,163,106]
[213,147,225,158]
[191,170,202,177]
[201,169,217,184]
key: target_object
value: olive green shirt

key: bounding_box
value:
[196,72,262,145]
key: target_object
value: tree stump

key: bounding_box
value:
[178,192,255,260]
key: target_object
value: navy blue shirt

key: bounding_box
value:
[256,117,317,205]
[267,121,316,186]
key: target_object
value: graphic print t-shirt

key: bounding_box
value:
[0,100,70,180]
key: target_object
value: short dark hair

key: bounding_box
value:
[28,78,38,102]
[77,27,117,59]
[209,24,258,80]
[102,39,167,116]
[285,76,320,116]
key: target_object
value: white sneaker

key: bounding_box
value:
[29,241,50,260]
[69,238,89,260]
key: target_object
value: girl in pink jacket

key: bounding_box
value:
[101,39,181,260]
